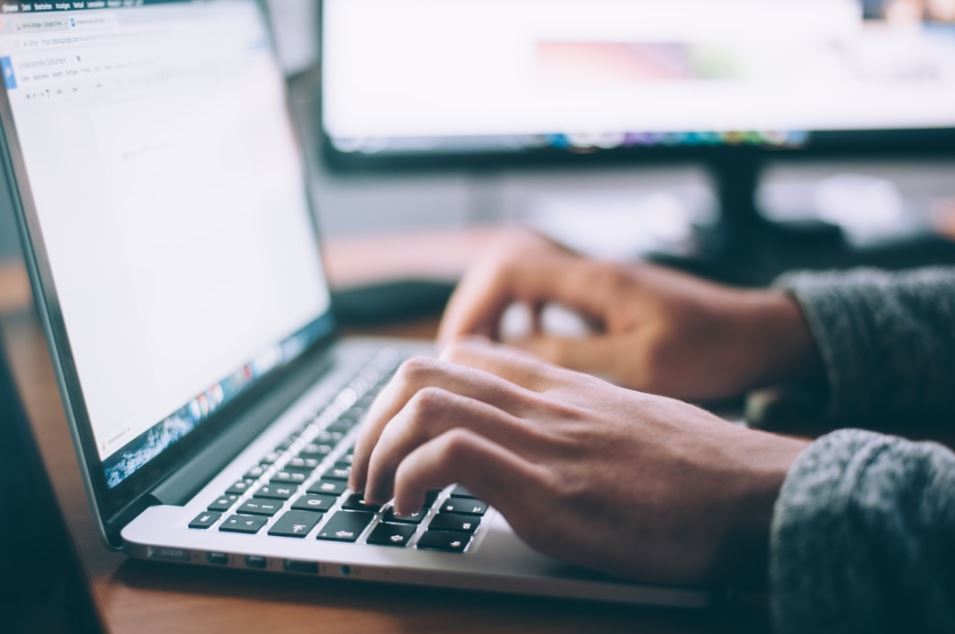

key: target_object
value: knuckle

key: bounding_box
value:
[408,385,449,418]
[437,428,476,466]
[396,356,437,387]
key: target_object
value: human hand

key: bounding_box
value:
[439,231,820,401]
[350,339,809,586]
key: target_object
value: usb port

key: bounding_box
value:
[245,556,267,569]
[207,552,229,566]
[283,559,318,574]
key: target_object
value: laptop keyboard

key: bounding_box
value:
[187,350,488,554]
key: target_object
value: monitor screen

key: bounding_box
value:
[321,0,955,159]
[0,0,332,488]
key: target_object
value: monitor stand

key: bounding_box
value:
[652,154,955,286]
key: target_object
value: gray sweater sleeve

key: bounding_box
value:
[776,267,955,424]
[771,429,955,634]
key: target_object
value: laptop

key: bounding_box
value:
[0,335,106,634]
[0,0,707,608]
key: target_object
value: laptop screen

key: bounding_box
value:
[0,1,332,489]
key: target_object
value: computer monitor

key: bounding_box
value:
[321,0,955,165]
[320,0,955,260]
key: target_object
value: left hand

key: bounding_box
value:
[350,339,808,586]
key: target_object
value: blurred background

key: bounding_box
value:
[3,0,955,294]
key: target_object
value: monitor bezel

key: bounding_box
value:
[0,0,338,546]
[316,0,955,174]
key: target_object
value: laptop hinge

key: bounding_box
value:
[149,347,336,507]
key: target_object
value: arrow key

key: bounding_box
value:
[220,514,268,534]
[268,510,323,538]
[366,522,416,548]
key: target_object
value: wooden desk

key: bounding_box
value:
[0,231,764,634]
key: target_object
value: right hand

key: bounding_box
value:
[438,231,820,401]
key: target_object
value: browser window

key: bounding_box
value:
[0,1,331,487]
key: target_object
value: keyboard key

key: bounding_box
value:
[208,495,238,512]
[243,464,268,480]
[424,489,442,505]
[341,493,381,512]
[268,510,323,538]
[299,442,333,459]
[322,465,350,481]
[429,512,480,534]
[366,522,416,547]
[226,479,254,495]
[274,434,299,452]
[316,511,374,542]
[287,457,320,470]
[220,514,268,534]
[308,479,346,496]
[254,484,296,500]
[189,511,221,529]
[450,485,477,499]
[260,451,282,464]
[417,530,470,553]
[339,451,355,465]
[291,493,336,513]
[326,420,354,434]
[441,499,488,516]
[382,507,427,524]
[237,498,283,517]
[271,471,307,485]
[314,430,344,443]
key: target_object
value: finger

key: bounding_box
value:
[364,387,541,503]
[440,337,567,391]
[349,356,538,492]
[392,427,546,520]
[438,256,614,345]
[510,335,623,379]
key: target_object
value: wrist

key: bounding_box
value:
[742,290,822,387]
[717,433,810,588]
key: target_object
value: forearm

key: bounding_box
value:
[770,429,955,634]
[776,267,955,425]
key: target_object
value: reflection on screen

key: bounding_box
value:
[322,0,955,155]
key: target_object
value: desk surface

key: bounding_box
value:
[0,230,764,634]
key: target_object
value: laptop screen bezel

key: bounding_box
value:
[0,0,338,543]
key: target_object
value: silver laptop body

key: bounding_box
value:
[0,0,708,608]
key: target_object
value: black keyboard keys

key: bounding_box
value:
[189,511,221,529]
[243,464,268,480]
[382,507,427,524]
[268,510,323,538]
[316,511,374,542]
[450,485,477,499]
[366,522,416,547]
[440,499,487,516]
[299,442,333,460]
[429,512,480,534]
[322,464,351,481]
[208,495,238,512]
[287,456,320,471]
[271,470,307,485]
[255,484,296,500]
[237,498,283,517]
[417,530,470,553]
[308,478,346,496]
[341,493,381,513]
[220,514,268,534]
[291,493,336,513]
[225,479,254,495]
